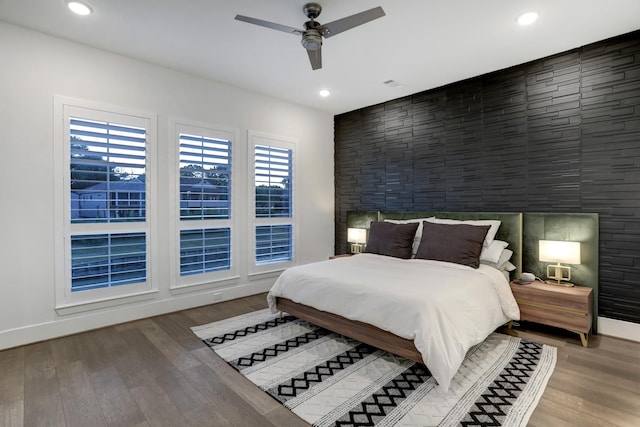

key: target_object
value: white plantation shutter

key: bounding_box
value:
[71,232,146,291]
[176,125,235,282]
[252,138,295,267]
[70,118,146,222]
[180,228,231,276]
[255,145,292,218]
[256,224,293,264]
[64,107,152,298]
[179,133,231,220]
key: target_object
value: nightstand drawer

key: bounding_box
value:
[518,302,592,333]
[513,289,590,314]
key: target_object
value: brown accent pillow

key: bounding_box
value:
[364,221,419,259]
[415,222,490,268]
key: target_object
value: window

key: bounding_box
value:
[69,117,147,292]
[179,133,231,221]
[250,131,296,270]
[71,232,146,291]
[255,145,292,219]
[55,99,157,309]
[175,123,236,286]
[180,228,231,276]
[256,225,293,264]
[70,118,146,223]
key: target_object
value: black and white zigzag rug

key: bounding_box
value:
[191,309,556,427]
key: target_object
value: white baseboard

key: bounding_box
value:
[598,316,640,342]
[0,281,272,351]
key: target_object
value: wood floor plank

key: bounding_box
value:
[181,363,280,426]
[151,311,204,352]
[0,400,23,427]
[22,342,65,427]
[116,325,176,380]
[56,360,107,427]
[548,367,640,416]
[137,318,201,371]
[153,369,209,415]
[182,405,235,427]
[0,347,25,427]
[0,346,24,421]
[88,366,146,427]
[560,351,640,393]
[90,325,155,390]
[50,334,83,367]
[76,329,115,374]
[541,385,639,427]
[129,379,189,427]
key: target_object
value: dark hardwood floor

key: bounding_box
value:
[1,293,639,426]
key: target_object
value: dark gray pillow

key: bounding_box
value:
[415,222,490,268]
[364,221,419,259]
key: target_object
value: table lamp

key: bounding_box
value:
[347,228,367,254]
[538,240,581,287]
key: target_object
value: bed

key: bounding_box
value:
[267,212,523,391]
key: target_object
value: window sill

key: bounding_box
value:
[248,269,285,280]
[170,276,241,295]
[55,290,159,316]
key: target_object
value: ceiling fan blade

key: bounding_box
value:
[319,6,385,38]
[307,47,322,70]
[235,15,304,35]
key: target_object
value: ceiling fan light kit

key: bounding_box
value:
[235,3,385,70]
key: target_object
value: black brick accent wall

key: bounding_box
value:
[334,31,640,325]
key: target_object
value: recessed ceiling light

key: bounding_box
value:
[319,89,331,97]
[66,1,93,16]
[517,12,538,26]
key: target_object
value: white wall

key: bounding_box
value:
[0,22,335,350]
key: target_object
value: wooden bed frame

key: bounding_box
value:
[275,297,424,364]
[274,211,525,366]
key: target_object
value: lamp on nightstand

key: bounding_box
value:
[539,240,581,287]
[347,228,367,254]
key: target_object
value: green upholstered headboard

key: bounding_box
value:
[346,211,523,278]
[522,212,599,332]
[345,210,599,332]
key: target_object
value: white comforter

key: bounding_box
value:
[267,253,520,391]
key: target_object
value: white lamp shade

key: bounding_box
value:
[539,240,581,264]
[347,228,367,244]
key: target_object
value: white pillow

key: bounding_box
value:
[501,261,517,272]
[426,217,501,247]
[480,240,509,264]
[497,249,513,268]
[384,217,435,256]
[481,249,514,270]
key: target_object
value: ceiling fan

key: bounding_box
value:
[235,3,385,70]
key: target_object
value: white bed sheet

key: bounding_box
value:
[267,253,520,391]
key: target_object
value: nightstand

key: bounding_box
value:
[509,280,593,347]
[329,254,352,260]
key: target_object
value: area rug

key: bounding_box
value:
[191,309,556,427]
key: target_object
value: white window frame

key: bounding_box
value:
[54,97,158,313]
[170,120,240,290]
[248,130,298,275]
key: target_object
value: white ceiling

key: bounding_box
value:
[1,0,640,115]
